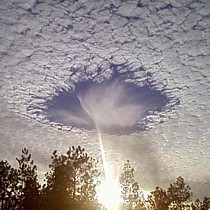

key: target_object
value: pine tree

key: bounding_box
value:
[147,186,170,210]
[119,160,146,210]
[0,148,40,210]
[41,146,100,210]
[0,160,18,210]
[16,148,40,210]
[167,176,193,210]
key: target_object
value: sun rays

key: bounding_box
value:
[97,178,121,210]
[96,130,121,210]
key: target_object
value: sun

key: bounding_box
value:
[96,178,121,210]
[142,190,150,199]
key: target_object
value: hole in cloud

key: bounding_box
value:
[45,76,169,135]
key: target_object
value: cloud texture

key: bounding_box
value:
[47,78,168,134]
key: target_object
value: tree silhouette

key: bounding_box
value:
[16,148,40,210]
[167,176,193,210]
[147,186,171,210]
[0,146,100,210]
[0,160,18,210]
[0,148,40,210]
[191,198,202,210]
[1,147,210,210]
[192,197,210,210]
[202,197,210,210]
[40,146,100,210]
[119,160,146,210]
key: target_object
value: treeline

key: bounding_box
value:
[0,146,209,210]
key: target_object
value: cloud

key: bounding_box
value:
[76,78,167,133]
[46,77,168,134]
[48,109,93,128]
[77,79,141,128]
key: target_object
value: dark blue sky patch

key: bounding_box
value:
[44,76,170,135]
[46,90,95,129]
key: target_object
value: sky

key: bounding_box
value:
[0,0,210,199]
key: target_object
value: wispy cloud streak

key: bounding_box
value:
[46,78,168,134]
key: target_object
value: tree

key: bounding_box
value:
[0,160,18,210]
[191,199,202,210]
[119,160,146,210]
[40,146,100,210]
[167,176,193,210]
[194,197,210,210]
[147,187,171,210]
[16,148,40,210]
[0,146,100,210]
[0,148,40,210]
[202,197,210,210]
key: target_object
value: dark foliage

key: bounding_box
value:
[40,146,100,210]
[119,160,146,210]
[167,176,193,210]
[0,146,99,210]
[147,186,170,210]
[0,148,40,210]
[0,146,209,210]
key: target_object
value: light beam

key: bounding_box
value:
[96,126,121,210]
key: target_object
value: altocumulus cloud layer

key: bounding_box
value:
[0,0,210,198]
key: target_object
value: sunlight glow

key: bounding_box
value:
[95,129,121,210]
[142,190,150,199]
[97,178,121,210]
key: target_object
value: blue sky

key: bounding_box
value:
[46,77,170,134]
